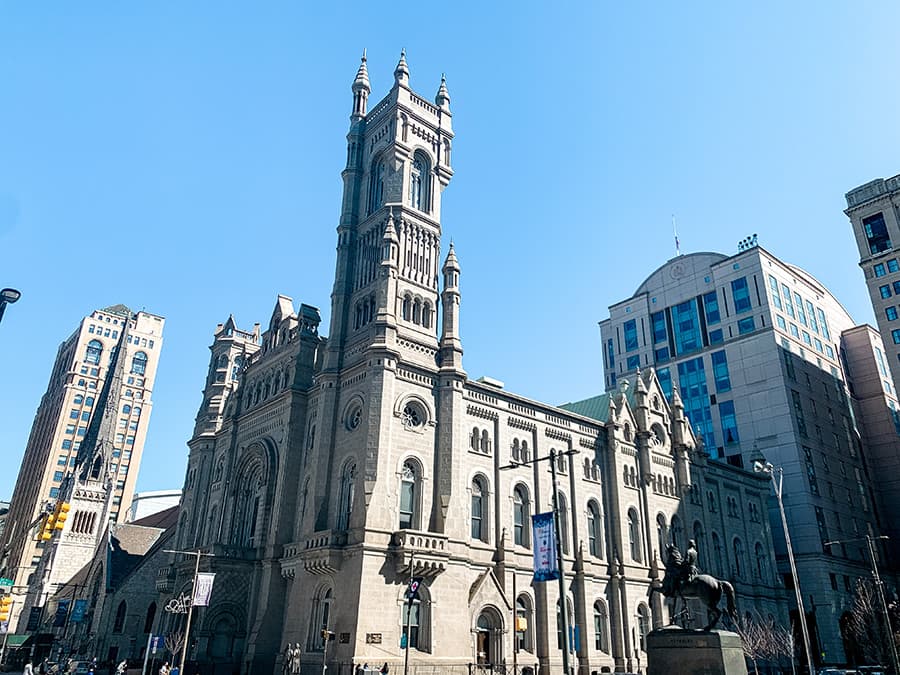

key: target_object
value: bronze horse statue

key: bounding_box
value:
[652,543,737,631]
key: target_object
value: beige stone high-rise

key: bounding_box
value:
[0,305,163,630]
[159,54,786,675]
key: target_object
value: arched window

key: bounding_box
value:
[85,340,102,365]
[516,594,534,652]
[586,501,602,558]
[143,602,156,634]
[511,439,520,462]
[409,154,428,211]
[216,353,229,370]
[712,532,723,576]
[113,600,127,633]
[733,538,745,578]
[521,440,530,463]
[627,508,641,562]
[693,522,706,568]
[513,485,530,548]
[338,463,356,530]
[311,587,333,650]
[637,604,651,651]
[399,461,419,530]
[401,583,429,650]
[480,430,491,454]
[85,396,94,407]
[557,492,569,555]
[471,476,487,542]
[656,513,668,560]
[670,514,683,550]
[422,303,432,329]
[412,298,422,325]
[74,394,84,405]
[131,351,148,375]
[754,542,767,581]
[593,600,609,653]
[402,295,412,321]
[230,356,243,381]
[367,160,385,215]
[233,462,265,548]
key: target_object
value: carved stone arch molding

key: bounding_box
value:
[393,393,435,430]
[341,393,366,432]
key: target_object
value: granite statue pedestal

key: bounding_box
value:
[646,626,747,675]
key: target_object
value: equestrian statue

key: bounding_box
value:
[653,539,737,631]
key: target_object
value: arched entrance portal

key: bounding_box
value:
[474,607,504,668]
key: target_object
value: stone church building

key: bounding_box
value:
[160,53,785,675]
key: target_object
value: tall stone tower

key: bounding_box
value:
[278,50,463,655]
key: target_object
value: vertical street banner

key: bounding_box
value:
[26,606,43,631]
[53,599,71,628]
[70,599,88,623]
[150,635,164,654]
[192,572,216,607]
[531,512,559,582]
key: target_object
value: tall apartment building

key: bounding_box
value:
[0,305,163,630]
[599,243,900,667]
[845,174,900,394]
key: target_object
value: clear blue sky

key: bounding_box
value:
[2,2,899,499]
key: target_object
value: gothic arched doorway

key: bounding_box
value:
[474,607,503,667]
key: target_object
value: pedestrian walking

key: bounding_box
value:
[24,660,34,675]
[116,660,128,675]
[159,663,169,675]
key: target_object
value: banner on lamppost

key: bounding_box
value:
[53,599,71,628]
[192,573,216,607]
[70,599,88,623]
[531,512,559,582]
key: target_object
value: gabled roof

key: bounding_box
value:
[559,372,641,422]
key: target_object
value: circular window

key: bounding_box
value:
[346,404,363,431]
[401,402,425,429]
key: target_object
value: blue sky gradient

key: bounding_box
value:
[2,2,899,499]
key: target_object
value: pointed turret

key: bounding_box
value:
[351,50,371,119]
[394,49,410,87]
[439,242,463,372]
[376,210,400,328]
[435,73,451,111]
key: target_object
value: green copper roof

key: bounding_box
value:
[559,373,641,422]
[559,393,612,422]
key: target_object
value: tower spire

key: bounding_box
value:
[351,49,371,119]
[76,317,131,481]
[394,48,410,87]
[435,73,451,111]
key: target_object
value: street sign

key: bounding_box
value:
[0,577,13,590]
[150,635,163,654]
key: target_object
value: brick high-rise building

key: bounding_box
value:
[0,305,163,630]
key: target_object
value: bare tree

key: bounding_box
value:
[734,612,795,675]
[165,632,185,661]
[847,578,900,668]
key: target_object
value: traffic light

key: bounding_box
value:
[0,595,12,623]
[40,513,57,541]
[54,502,70,530]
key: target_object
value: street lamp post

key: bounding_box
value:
[501,447,578,675]
[824,534,900,675]
[163,549,214,675]
[753,459,815,673]
[0,288,21,325]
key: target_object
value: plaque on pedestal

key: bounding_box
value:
[646,626,747,675]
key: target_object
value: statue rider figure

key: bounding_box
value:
[678,539,700,591]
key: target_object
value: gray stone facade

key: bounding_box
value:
[155,54,787,675]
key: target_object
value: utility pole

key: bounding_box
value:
[163,549,214,675]
[502,447,578,675]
